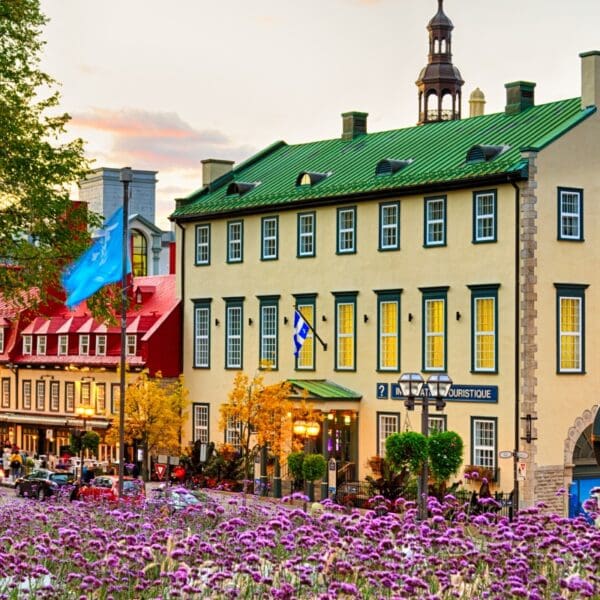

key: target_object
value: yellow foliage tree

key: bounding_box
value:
[220,371,293,490]
[105,371,189,479]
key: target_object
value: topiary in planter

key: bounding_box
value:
[287,451,305,490]
[302,454,327,482]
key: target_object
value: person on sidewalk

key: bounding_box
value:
[9,449,22,481]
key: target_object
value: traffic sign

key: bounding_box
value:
[154,463,167,480]
[499,450,513,459]
[515,451,529,459]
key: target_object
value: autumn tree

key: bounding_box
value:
[0,0,104,309]
[105,372,189,480]
[220,371,293,492]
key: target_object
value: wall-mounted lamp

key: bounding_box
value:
[322,315,327,322]
[408,313,413,322]
[215,318,220,326]
[283,316,289,325]
[456,311,461,321]
[363,314,369,323]
[248,318,253,326]
[521,414,538,444]
[135,289,143,305]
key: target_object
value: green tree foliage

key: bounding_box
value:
[69,430,100,456]
[105,371,189,479]
[286,451,305,481]
[0,0,103,309]
[385,431,428,473]
[427,430,464,483]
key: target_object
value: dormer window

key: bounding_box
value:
[296,171,330,187]
[36,335,47,356]
[375,159,413,177]
[466,145,509,164]
[0,328,4,354]
[126,334,137,356]
[23,335,32,355]
[226,181,258,196]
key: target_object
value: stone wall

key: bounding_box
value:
[534,464,568,515]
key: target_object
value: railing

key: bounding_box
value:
[336,461,355,485]
[334,483,514,520]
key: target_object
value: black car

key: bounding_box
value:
[14,469,75,500]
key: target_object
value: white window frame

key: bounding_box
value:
[193,404,209,443]
[36,335,47,356]
[96,335,107,356]
[226,304,242,369]
[225,415,241,450]
[337,207,356,254]
[474,191,495,242]
[96,383,106,413]
[425,197,445,246]
[380,203,399,250]
[473,418,496,470]
[428,415,447,435]
[559,189,582,240]
[23,380,32,410]
[36,380,45,411]
[126,334,137,356]
[23,335,32,355]
[2,378,10,409]
[194,305,210,368]
[50,381,60,411]
[58,335,68,356]
[0,328,4,354]
[79,334,90,356]
[65,382,75,412]
[261,217,278,260]
[227,221,243,263]
[195,224,211,265]
[260,303,278,369]
[377,413,400,457]
[298,212,315,257]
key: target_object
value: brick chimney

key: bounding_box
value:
[342,111,368,140]
[505,81,535,115]
[580,51,600,109]
[201,159,234,187]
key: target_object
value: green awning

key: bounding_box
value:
[287,379,362,401]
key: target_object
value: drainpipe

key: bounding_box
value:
[176,221,186,376]
[511,179,520,514]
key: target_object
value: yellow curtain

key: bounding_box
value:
[338,304,354,368]
[381,301,398,368]
[476,298,494,369]
[560,298,580,369]
[426,299,444,368]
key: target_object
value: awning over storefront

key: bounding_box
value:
[0,413,110,429]
[287,379,362,411]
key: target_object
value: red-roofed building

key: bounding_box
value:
[0,275,181,462]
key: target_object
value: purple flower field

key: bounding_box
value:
[0,488,598,599]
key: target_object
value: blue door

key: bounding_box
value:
[569,476,600,519]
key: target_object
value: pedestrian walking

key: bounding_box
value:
[9,449,22,481]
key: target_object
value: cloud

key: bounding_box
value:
[71,108,256,171]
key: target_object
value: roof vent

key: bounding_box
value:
[296,171,331,187]
[466,144,509,164]
[375,159,413,176]
[226,181,258,196]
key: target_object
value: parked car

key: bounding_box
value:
[148,485,202,511]
[75,475,145,504]
[14,469,75,501]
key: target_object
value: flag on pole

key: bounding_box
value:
[61,207,131,308]
[293,309,310,357]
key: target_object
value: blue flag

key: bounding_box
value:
[62,207,131,308]
[293,309,310,357]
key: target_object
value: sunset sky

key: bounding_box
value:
[39,0,600,229]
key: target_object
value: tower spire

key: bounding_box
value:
[416,0,464,125]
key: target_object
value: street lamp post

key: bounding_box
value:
[398,372,453,520]
[75,406,94,481]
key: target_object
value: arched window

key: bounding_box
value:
[131,230,147,276]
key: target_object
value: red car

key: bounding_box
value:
[76,475,146,504]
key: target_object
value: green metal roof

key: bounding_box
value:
[288,379,362,400]
[172,98,595,220]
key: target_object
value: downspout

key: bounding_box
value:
[176,221,186,376]
[511,178,520,513]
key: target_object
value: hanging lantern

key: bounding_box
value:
[293,420,307,436]
[306,421,320,437]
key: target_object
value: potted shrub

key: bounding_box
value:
[287,451,305,492]
[302,454,327,502]
[428,431,464,498]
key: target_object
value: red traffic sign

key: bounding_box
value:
[155,463,167,480]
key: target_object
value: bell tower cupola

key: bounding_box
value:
[416,0,464,125]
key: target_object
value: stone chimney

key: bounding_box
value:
[505,81,535,115]
[201,159,234,187]
[342,111,368,141]
[469,87,486,117]
[580,51,600,109]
